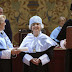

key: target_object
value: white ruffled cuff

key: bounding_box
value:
[1,50,11,59]
[22,54,33,66]
[60,39,66,49]
[39,54,50,65]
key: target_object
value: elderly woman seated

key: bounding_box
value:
[19,16,58,72]
[0,15,21,72]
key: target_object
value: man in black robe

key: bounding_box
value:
[57,4,72,72]
[57,19,72,72]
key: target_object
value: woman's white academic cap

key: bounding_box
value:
[29,16,44,29]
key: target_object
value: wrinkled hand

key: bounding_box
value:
[30,58,41,65]
[30,58,38,65]
[11,48,21,55]
[36,59,41,65]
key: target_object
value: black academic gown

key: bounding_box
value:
[0,49,12,72]
[57,19,72,72]
[20,46,55,72]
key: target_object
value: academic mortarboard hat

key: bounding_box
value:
[70,3,72,11]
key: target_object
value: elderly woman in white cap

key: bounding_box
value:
[19,16,58,72]
[0,15,21,72]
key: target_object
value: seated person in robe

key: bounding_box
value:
[19,16,58,72]
[0,15,21,72]
[50,16,66,44]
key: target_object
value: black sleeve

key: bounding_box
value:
[57,19,72,41]
[19,52,25,59]
[45,46,55,60]
[19,46,55,60]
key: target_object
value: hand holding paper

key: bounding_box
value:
[11,47,28,55]
[11,48,21,55]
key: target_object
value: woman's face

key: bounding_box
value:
[0,18,6,30]
[31,23,41,36]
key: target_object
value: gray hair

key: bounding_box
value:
[58,16,66,23]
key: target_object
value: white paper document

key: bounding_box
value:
[17,47,29,51]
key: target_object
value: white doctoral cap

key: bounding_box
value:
[29,16,44,29]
